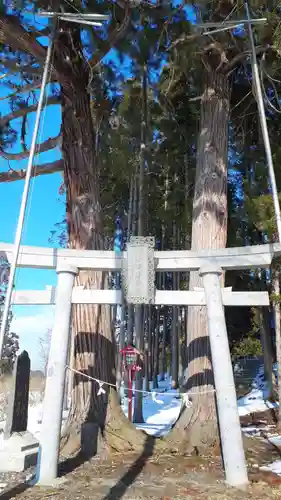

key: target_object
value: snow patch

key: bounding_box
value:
[0,361,280,475]
[121,377,182,436]
[260,461,281,476]
[237,363,279,416]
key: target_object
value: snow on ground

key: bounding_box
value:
[0,393,69,445]
[268,434,281,447]
[0,377,183,440]
[121,377,182,436]
[237,362,279,417]
[0,364,278,440]
[236,362,281,476]
[260,461,281,475]
[1,360,281,474]
[238,389,278,416]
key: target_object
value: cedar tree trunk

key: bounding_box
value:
[55,26,145,455]
[165,68,230,453]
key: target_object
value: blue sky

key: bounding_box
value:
[0,3,197,369]
[0,87,63,368]
[0,29,145,370]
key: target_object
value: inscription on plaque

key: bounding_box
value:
[123,237,155,304]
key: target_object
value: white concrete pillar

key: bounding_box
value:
[38,264,78,485]
[199,264,248,489]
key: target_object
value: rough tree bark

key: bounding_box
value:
[148,304,153,382]
[144,305,151,392]
[55,26,145,455]
[171,222,179,389]
[272,270,281,427]
[171,306,179,389]
[178,307,183,384]
[153,309,160,389]
[159,308,167,381]
[165,68,230,453]
[133,305,145,423]
[259,306,274,399]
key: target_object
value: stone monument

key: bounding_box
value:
[0,351,39,472]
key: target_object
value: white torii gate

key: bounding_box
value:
[0,2,279,492]
[0,240,279,489]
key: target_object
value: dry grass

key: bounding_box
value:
[0,373,45,394]
[0,369,280,499]
[2,450,281,500]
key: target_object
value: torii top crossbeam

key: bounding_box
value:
[0,241,280,271]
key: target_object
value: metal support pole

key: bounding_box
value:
[245,1,281,242]
[0,25,56,358]
[200,265,248,489]
[38,265,77,485]
[128,369,133,422]
[133,64,148,423]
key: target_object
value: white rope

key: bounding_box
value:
[66,365,216,399]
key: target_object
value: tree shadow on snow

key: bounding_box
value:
[102,434,155,500]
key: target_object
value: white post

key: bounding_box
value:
[66,326,75,408]
[199,265,248,489]
[38,265,77,485]
[0,26,56,358]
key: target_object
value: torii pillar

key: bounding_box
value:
[200,264,248,489]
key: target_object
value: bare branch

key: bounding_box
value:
[224,46,270,74]
[0,96,60,128]
[168,32,200,50]
[0,159,63,183]
[88,4,132,68]
[34,27,51,38]
[0,135,61,161]
[0,81,42,101]
[189,95,203,102]
[39,329,51,376]
[0,59,43,77]
[116,0,168,10]
[20,113,28,151]
[0,13,46,63]
[0,14,57,81]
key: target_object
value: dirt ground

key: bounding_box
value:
[1,371,280,499]
[1,436,281,500]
